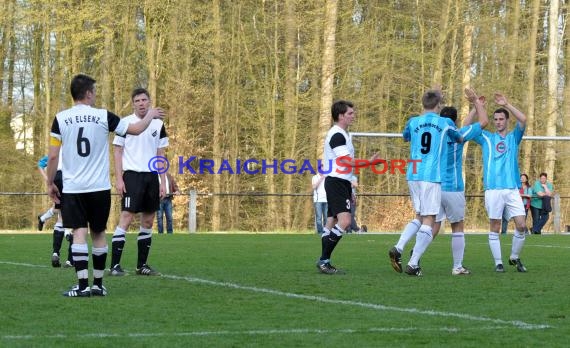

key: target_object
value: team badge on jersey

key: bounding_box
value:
[495,141,506,153]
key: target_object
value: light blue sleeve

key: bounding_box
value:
[37,155,48,169]
[513,122,525,144]
[402,118,412,141]
[460,123,482,142]
[444,118,462,142]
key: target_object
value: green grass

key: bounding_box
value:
[1,232,569,347]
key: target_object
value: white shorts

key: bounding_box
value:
[484,189,526,220]
[436,191,466,223]
[408,181,441,216]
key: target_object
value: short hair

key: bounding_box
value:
[331,100,354,122]
[540,172,548,178]
[422,90,443,109]
[131,87,150,101]
[494,107,510,119]
[70,74,96,101]
[440,106,458,122]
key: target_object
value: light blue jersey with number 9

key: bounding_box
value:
[403,112,462,183]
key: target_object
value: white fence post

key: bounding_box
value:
[188,190,197,233]
[553,193,560,234]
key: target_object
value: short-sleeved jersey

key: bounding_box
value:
[403,112,462,182]
[473,123,525,190]
[441,122,483,192]
[50,104,129,193]
[324,125,354,181]
[112,114,168,172]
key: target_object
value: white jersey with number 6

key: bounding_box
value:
[50,104,129,193]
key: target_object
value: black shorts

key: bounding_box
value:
[54,170,63,210]
[121,171,160,213]
[325,176,352,218]
[61,190,111,233]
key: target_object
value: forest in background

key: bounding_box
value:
[1,0,570,232]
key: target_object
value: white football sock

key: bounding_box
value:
[510,229,526,260]
[451,232,465,269]
[488,232,502,265]
[40,208,54,222]
[395,219,421,252]
[408,225,433,266]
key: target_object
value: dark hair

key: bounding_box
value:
[520,173,529,187]
[422,90,443,109]
[494,107,510,119]
[440,106,457,122]
[540,172,548,178]
[331,100,354,122]
[70,74,96,101]
[131,87,150,100]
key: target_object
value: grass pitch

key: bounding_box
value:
[0,232,568,347]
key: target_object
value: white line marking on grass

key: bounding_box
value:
[0,261,49,268]
[0,260,551,331]
[163,274,550,330]
[1,325,517,341]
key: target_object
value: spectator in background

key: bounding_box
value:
[519,174,533,234]
[311,164,327,234]
[157,172,180,234]
[530,172,553,234]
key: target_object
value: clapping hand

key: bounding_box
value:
[494,93,508,106]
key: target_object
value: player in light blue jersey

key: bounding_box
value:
[432,94,488,275]
[389,89,463,277]
[473,93,528,273]
[390,88,486,276]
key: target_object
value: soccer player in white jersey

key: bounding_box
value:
[46,74,165,297]
[389,89,463,276]
[389,89,487,276]
[109,88,168,277]
[316,100,378,274]
[473,93,528,273]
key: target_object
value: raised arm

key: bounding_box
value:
[126,108,165,135]
[495,93,526,128]
[463,88,488,128]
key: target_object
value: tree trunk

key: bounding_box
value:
[506,0,520,87]
[433,0,452,87]
[318,0,338,159]
[545,0,559,179]
[449,1,461,114]
[283,0,298,230]
[522,0,540,177]
[211,0,222,231]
